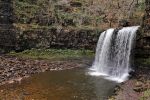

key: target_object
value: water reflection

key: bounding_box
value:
[88,74,117,99]
[0,68,117,100]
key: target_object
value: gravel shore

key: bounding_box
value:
[0,55,91,85]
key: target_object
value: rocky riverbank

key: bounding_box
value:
[0,55,92,86]
[109,66,150,100]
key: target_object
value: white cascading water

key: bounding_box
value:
[89,26,140,83]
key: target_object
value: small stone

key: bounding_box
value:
[133,87,143,92]
[135,81,143,87]
[23,91,30,95]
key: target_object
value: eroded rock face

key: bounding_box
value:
[16,28,100,51]
[0,0,16,53]
[134,0,150,66]
[0,0,148,56]
[142,0,150,31]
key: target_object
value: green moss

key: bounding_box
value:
[9,49,94,60]
[136,58,150,66]
[140,89,150,100]
[13,0,40,23]
[12,0,145,31]
[138,2,145,11]
[12,0,105,29]
[144,58,150,65]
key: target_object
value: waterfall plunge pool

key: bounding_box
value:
[0,68,117,100]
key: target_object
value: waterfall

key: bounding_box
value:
[89,26,140,83]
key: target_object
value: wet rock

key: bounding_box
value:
[118,20,130,27]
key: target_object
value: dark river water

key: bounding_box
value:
[0,68,117,100]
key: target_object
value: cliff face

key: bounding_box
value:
[135,0,150,59]
[11,0,145,51]
[0,0,148,53]
[0,0,16,53]
[144,0,150,29]
[16,28,100,51]
[142,0,150,32]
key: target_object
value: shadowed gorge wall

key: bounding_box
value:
[0,0,16,53]
[135,0,150,59]
[16,28,100,51]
